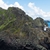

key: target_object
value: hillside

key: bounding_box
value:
[0,7,50,50]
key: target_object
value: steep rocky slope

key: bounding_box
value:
[0,7,50,50]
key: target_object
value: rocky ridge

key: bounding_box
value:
[0,7,50,50]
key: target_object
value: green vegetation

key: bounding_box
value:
[0,18,16,30]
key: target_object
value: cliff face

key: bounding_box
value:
[0,7,50,50]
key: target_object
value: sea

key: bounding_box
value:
[47,22,50,28]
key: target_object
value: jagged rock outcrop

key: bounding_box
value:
[0,7,50,50]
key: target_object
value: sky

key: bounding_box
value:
[0,0,50,20]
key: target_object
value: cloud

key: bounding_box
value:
[0,0,24,10]
[0,0,8,9]
[27,2,50,20]
[9,2,24,10]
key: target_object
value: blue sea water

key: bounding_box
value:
[47,22,50,28]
